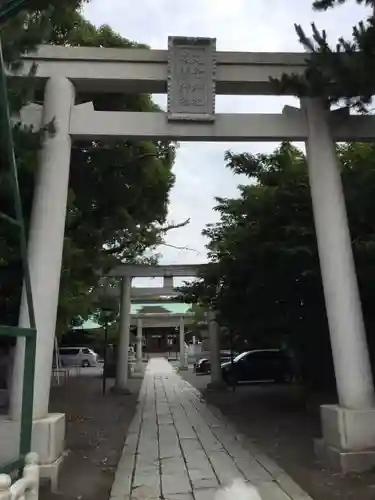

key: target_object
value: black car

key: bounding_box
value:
[221,349,293,385]
[194,350,237,374]
[194,357,210,374]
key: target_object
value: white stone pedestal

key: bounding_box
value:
[132,362,145,379]
[0,413,65,490]
[315,405,375,473]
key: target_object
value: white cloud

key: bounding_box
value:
[83,0,368,284]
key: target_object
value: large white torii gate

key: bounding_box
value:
[2,36,375,478]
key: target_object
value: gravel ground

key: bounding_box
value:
[40,373,142,500]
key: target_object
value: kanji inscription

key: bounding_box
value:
[167,37,216,121]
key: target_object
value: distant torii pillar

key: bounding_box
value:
[163,275,173,291]
[134,318,144,375]
[179,316,187,371]
[206,310,227,392]
[113,276,132,394]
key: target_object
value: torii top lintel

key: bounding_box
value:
[17,37,375,142]
[107,263,205,278]
[18,40,307,97]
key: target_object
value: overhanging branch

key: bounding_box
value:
[104,218,191,255]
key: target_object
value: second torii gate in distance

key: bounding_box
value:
[105,264,217,386]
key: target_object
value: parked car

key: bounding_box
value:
[221,349,293,385]
[194,350,238,374]
[194,357,210,374]
[58,346,99,368]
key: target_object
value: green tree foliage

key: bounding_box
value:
[273,0,375,111]
[179,142,375,389]
[0,2,177,332]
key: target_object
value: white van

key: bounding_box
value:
[58,347,98,368]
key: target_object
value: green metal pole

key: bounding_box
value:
[0,35,36,469]
[0,0,38,477]
[0,39,36,330]
[102,319,108,395]
[20,333,36,458]
[0,0,32,25]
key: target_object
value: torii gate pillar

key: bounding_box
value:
[303,98,375,472]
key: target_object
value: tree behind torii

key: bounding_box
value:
[274,0,375,112]
[0,2,182,333]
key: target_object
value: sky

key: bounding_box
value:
[83,0,368,287]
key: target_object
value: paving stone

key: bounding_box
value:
[183,450,211,470]
[123,432,138,454]
[174,421,196,439]
[254,453,286,478]
[135,460,160,474]
[159,444,182,459]
[110,359,311,500]
[139,432,157,443]
[137,443,159,460]
[157,408,170,418]
[163,494,194,500]
[197,432,224,452]
[208,451,244,486]
[159,415,174,425]
[207,419,224,429]
[222,438,251,458]
[193,488,218,500]
[188,468,219,489]
[161,456,186,475]
[180,438,203,455]
[110,452,134,498]
[133,469,160,489]
[111,475,132,498]
[175,427,196,440]
[233,456,274,484]
[257,481,293,500]
[131,485,160,500]
[187,416,207,429]
[159,423,178,437]
[116,453,135,472]
[127,415,142,435]
[162,472,192,494]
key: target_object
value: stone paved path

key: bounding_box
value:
[110,358,313,500]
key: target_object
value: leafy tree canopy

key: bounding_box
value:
[0,1,180,333]
[179,142,375,388]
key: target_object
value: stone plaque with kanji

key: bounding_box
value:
[167,36,216,122]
